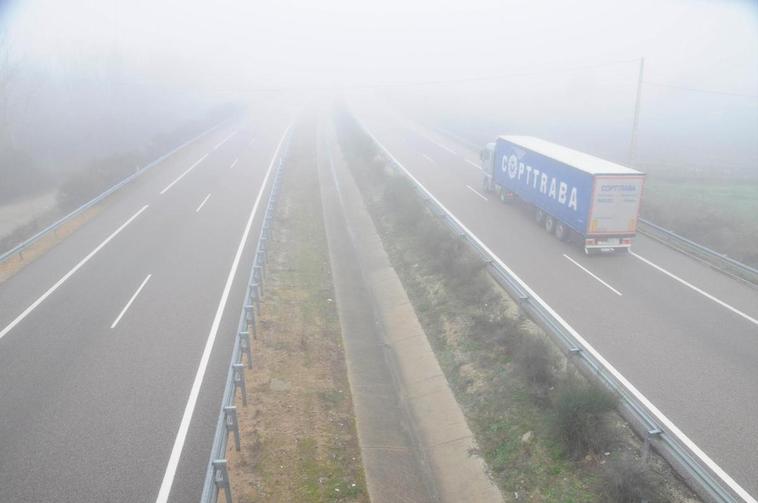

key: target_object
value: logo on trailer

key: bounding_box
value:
[501,151,579,211]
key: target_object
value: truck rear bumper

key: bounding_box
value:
[584,236,633,253]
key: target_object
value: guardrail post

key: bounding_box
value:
[244,303,257,337]
[212,459,232,503]
[224,406,241,452]
[250,283,261,313]
[239,331,253,369]
[233,363,248,406]
[253,265,264,297]
[643,428,662,462]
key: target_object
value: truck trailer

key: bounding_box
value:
[481,136,645,254]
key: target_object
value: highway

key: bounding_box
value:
[0,114,290,502]
[353,101,758,498]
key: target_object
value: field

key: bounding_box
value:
[641,177,758,267]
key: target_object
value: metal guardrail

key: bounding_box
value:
[199,130,290,503]
[358,121,756,503]
[0,121,227,265]
[638,218,758,285]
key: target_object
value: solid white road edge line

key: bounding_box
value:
[631,251,757,326]
[229,158,238,169]
[563,254,623,296]
[0,205,150,341]
[465,159,482,171]
[213,130,238,151]
[110,274,152,329]
[465,184,488,202]
[160,154,209,195]
[360,122,757,503]
[154,123,291,503]
[421,153,435,163]
[195,193,212,213]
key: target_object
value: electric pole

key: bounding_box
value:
[629,57,644,166]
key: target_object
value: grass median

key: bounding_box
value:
[225,118,367,503]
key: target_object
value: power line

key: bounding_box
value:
[643,80,758,99]
[348,58,641,88]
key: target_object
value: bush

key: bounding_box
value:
[602,456,670,503]
[514,335,555,388]
[554,379,617,459]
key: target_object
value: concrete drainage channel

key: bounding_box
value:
[199,132,290,503]
[357,119,755,503]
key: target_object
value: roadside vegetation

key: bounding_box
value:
[0,104,240,254]
[641,177,758,267]
[334,104,698,503]
[225,118,367,503]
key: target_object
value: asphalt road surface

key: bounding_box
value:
[353,101,758,499]
[0,113,290,502]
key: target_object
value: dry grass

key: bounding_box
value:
[225,119,367,503]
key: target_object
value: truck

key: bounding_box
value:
[481,136,645,254]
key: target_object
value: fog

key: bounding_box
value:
[1,0,757,188]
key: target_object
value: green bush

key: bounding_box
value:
[553,379,617,459]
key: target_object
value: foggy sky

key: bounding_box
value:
[1,0,757,172]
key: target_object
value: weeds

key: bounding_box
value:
[553,379,617,460]
[602,455,670,503]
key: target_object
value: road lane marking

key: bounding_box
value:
[631,252,758,326]
[160,154,208,195]
[154,123,291,503]
[229,158,238,169]
[213,130,238,150]
[465,185,488,201]
[563,254,622,296]
[195,193,212,213]
[110,274,152,329]
[421,154,435,163]
[465,159,482,171]
[361,122,757,503]
[430,138,456,155]
[0,205,150,342]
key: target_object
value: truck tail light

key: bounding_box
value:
[585,239,596,245]
[622,238,632,245]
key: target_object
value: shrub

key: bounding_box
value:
[514,335,555,388]
[553,379,617,459]
[602,455,670,503]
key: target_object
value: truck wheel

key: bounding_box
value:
[555,221,568,241]
[535,209,545,224]
[499,189,509,203]
[544,215,555,234]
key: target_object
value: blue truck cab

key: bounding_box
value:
[482,136,645,254]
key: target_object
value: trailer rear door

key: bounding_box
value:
[587,175,645,235]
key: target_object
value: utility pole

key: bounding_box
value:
[628,57,645,166]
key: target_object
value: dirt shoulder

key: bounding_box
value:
[225,118,368,503]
